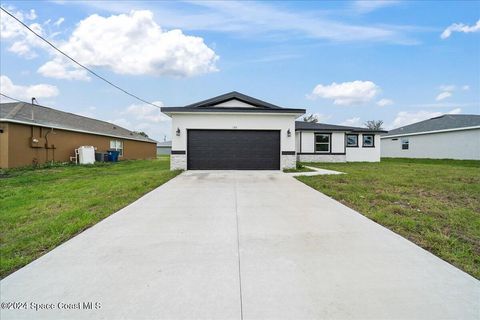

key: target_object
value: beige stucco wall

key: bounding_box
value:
[1,122,156,168]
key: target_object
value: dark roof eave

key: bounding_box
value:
[295,128,387,133]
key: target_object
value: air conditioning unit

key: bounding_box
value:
[78,146,95,164]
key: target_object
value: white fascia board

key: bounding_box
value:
[163,111,305,117]
[0,118,156,143]
[381,125,480,139]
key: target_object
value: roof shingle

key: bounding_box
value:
[383,114,480,137]
[295,121,386,132]
[0,102,156,143]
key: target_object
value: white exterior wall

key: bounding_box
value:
[332,132,345,153]
[345,134,381,162]
[300,131,315,153]
[170,112,298,170]
[295,132,301,153]
[297,131,380,162]
[298,131,345,153]
[381,128,480,160]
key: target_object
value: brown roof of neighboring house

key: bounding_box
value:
[0,102,156,143]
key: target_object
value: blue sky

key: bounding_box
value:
[1,1,479,140]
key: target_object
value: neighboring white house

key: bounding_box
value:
[381,114,480,160]
[157,141,172,155]
[161,92,385,170]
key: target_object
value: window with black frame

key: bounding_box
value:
[315,133,330,152]
[401,138,409,150]
[346,134,358,147]
[362,134,375,147]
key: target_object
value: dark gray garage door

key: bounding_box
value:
[187,130,280,170]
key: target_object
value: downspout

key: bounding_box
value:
[45,128,55,164]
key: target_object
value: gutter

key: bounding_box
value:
[162,110,306,117]
[0,118,156,143]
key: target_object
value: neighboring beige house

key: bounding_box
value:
[0,102,157,168]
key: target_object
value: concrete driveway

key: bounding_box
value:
[1,171,478,319]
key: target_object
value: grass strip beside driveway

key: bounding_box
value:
[0,158,181,278]
[296,158,480,279]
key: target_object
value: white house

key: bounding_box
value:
[295,121,383,163]
[381,114,480,160]
[161,92,385,170]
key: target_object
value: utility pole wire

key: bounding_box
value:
[0,6,163,110]
[0,93,24,103]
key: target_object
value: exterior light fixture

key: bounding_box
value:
[176,128,181,136]
[287,129,291,137]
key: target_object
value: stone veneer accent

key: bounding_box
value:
[171,154,187,170]
[172,154,297,170]
[297,154,346,163]
[281,154,296,169]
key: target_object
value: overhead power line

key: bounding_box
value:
[0,6,163,110]
[0,93,24,103]
[1,92,167,140]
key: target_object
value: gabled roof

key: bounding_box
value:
[0,102,156,143]
[161,91,306,115]
[382,114,480,137]
[295,121,387,133]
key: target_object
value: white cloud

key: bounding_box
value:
[105,101,171,140]
[310,80,380,105]
[54,17,65,26]
[0,75,59,102]
[377,98,393,106]
[341,117,362,127]
[25,9,37,20]
[462,85,470,91]
[38,58,90,81]
[0,8,46,59]
[352,0,401,14]
[441,20,480,39]
[39,10,218,78]
[121,101,170,123]
[436,91,452,101]
[70,0,418,44]
[390,108,462,128]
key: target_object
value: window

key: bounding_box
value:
[315,133,330,153]
[362,134,375,147]
[401,138,409,150]
[110,140,124,156]
[346,134,358,147]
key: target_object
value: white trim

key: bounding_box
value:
[163,111,304,117]
[381,125,480,139]
[0,118,156,143]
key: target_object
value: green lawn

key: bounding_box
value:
[297,158,480,279]
[0,157,181,278]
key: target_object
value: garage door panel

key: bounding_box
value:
[187,130,280,170]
